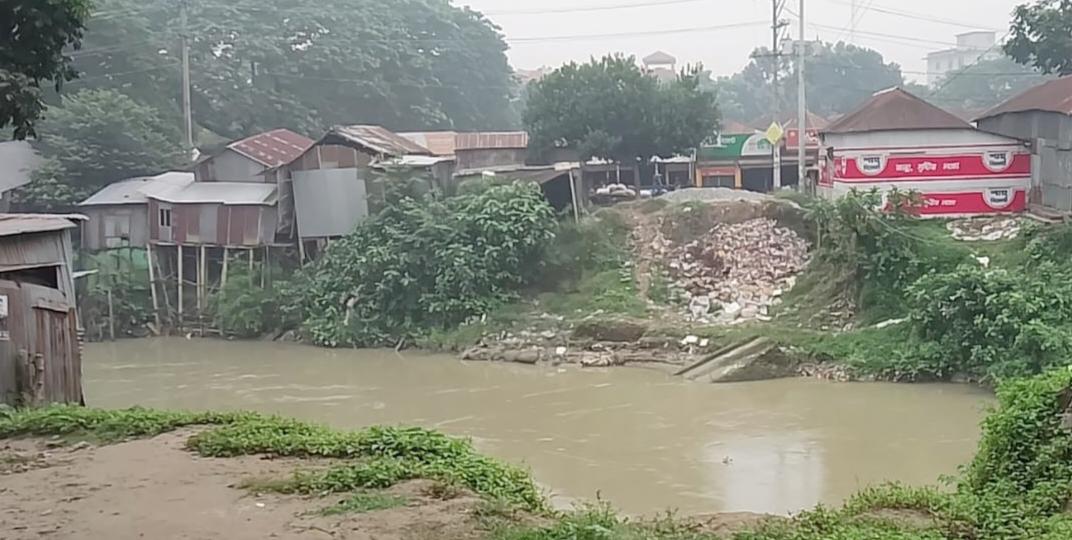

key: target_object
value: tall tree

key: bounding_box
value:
[65,0,518,140]
[17,88,185,209]
[716,42,905,125]
[1,0,91,139]
[524,55,719,164]
[1006,0,1072,76]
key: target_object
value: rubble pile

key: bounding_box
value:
[947,216,1021,242]
[662,218,810,323]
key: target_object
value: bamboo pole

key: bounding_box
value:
[262,246,269,287]
[248,248,254,284]
[177,244,184,327]
[221,247,229,287]
[106,289,115,341]
[146,243,161,329]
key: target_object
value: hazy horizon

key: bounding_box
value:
[461,0,1024,82]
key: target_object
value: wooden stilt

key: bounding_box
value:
[248,248,254,284]
[221,247,229,287]
[297,238,307,264]
[262,246,269,288]
[177,244,184,328]
[200,245,207,334]
[195,245,203,315]
[106,289,115,341]
[146,243,161,329]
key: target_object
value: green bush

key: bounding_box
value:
[299,182,557,347]
[906,265,1072,381]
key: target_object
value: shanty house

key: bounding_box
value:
[975,76,1072,214]
[78,172,194,251]
[146,182,279,247]
[194,128,313,184]
[819,88,1031,216]
[696,112,827,192]
[400,131,530,173]
[285,125,436,244]
[0,214,84,406]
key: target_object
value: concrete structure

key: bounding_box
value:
[0,141,43,212]
[0,214,85,406]
[695,113,827,192]
[78,172,194,251]
[819,88,1031,216]
[926,31,999,86]
[976,77,1072,213]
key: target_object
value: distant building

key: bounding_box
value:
[695,112,827,192]
[975,76,1072,214]
[516,67,553,85]
[926,31,999,86]
[643,51,678,83]
[819,87,1031,217]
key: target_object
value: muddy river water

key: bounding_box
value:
[83,338,992,516]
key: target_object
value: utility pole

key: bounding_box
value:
[180,0,194,152]
[797,0,808,193]
[771,0,785,190]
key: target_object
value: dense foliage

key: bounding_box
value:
[1006,0,1072,76]
[18,88,186,208]
[1,0,90,139]
[69,0,518,139]
[716,43,904,123]
[524,54,719,163]
[297,182,557,347]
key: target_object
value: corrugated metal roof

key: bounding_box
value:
[149,182,277,206]
[0,214,86,237]
[976,76,1072,121]
[227,128,314,168]
[326,125,432,157]
[824,88,971,134]
[79,172,195,206]
[398,131,458,156]
[398,131,530,155]
[0,141,43,193]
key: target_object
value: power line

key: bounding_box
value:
[820,0,1002,31]
[483,0,707,16]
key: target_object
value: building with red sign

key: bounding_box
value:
[818,88,1031,216]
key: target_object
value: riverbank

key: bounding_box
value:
[4,367,1072,539]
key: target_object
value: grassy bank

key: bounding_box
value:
[5,367,1072,538]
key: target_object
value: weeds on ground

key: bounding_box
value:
[319,492,408,516]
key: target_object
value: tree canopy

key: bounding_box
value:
[716,42,904,125]
[65,0,519,141]
[1,0,91,139]
[523,55,719,163]
[17,88,186,209]
[928,56,1052,113]
[1006,0,1072,76]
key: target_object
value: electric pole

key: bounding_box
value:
[180,0,194,153]
[771,0,786,190]
[797,0,808,193]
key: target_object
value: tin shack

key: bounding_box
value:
[0,214,85,406]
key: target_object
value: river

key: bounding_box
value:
[83,338,992,516]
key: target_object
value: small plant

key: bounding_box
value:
[319,492,408,516]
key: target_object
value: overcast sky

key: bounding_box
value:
[460,0,1023,82]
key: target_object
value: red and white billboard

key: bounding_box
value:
[828,146,1031,216]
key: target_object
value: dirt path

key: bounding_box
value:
[0,431,488,540]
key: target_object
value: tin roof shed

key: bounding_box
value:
[227,128,314,168]
[322,125,432,157]
[976,76,1072,121]
[824,87,971,134]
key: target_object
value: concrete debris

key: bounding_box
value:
[658,218,809,323]
[947,216,1021,242]
[661,188,774,204]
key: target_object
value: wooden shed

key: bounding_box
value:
[0,214,85,407]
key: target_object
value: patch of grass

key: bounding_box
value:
[2,407,545,512]
[489,503,715,540]
[238,475,304,494]
[648,264,672,305]
[319,491,408,516]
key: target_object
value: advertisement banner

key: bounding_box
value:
[834,152,1031,182]
[915,189,1027,216]
[785,129,820,149]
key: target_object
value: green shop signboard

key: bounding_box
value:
[698,133,772,161]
